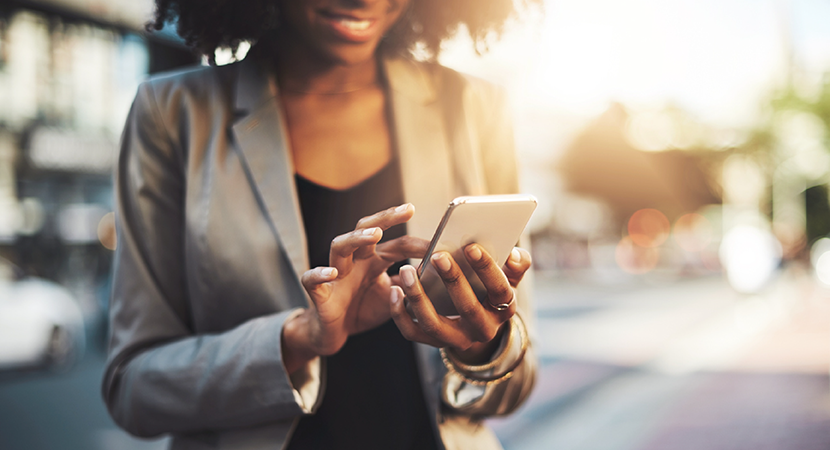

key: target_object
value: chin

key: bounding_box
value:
[317,42,383,66]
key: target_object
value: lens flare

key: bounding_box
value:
[628,209,670,248]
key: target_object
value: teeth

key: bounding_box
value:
[338,18,371,31]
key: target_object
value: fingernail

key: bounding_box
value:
[468,245,482,261]
[322,267,336,277]
[395,203,410,213]
[363,227,378,236]
[511,248,521,263]
[400,266,416,287]
[432,252,451,272]
[390,287,402,304]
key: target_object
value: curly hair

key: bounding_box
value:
[147,0,541,64]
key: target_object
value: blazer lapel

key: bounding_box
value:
[231,58,309,292]
[385,58,453,248]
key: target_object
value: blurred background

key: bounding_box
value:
[1,0,830,449]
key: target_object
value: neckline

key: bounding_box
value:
[295,159,394,193]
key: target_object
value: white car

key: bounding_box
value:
[0,261,85,372]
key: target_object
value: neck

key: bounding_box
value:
[272,29,379,94]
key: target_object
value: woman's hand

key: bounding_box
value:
[282,204,428,373]
[390,244,532,364]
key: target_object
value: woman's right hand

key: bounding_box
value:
[281,204,427,374]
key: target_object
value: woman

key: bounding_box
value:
[103,0,538,449]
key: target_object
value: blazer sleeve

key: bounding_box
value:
[441,81,538,418]
[102,81,319,438]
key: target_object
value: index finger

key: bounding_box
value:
[354,203,415,259]
[329,227,382,275]
[398,265,469,349]
[430,252,499,343]
[355,203,414,231]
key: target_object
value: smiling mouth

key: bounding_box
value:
[318,10,378,42]
[337,17,372,31]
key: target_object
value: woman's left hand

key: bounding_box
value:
[390,244,532,364]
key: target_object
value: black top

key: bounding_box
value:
[287,159,438,450]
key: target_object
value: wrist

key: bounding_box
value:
[440,313,529,386]
[281,310,318,375]
[451,321,509,365]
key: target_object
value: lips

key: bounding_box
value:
[318,10,378,43]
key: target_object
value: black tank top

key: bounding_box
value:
[287,158,438,450]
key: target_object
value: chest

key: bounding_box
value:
[280,88,392,190]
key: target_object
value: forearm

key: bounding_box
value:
[441,274,537,418]
[104,309,316,438]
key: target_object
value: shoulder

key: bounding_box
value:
[128,63,240,152]
[137,63,238,116]
[384,57,507,110]
[440,63,507,107]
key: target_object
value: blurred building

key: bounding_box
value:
[0,0,197,343]
[530,103,726,279]
[557,103,722,223]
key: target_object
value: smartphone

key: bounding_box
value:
[416,194,537,316]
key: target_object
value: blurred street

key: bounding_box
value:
[2,269,830,450]
[491,269,830,450]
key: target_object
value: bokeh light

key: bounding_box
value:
[615,236,660,274]
[811,238,830,287]
[628,209,671,248]
[673,213,714,252]
[719,225,782,293]
[97,212,117,251]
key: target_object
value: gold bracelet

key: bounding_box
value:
[439,313,529,386]
[440,349,516,386]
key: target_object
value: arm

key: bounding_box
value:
[102,82,320,438]
[392,245,536,419]
[440,243,537,418]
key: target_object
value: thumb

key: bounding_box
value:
[301,267,338,306]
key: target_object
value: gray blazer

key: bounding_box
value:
[103,53,536,450]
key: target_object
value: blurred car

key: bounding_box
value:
[0,258,85,372]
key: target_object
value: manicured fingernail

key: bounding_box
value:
[322,267,336,277]
[400,266,416,287]
[511,248,521,263]
[396,203,410,213]
[363,227,378,236]
[467,245,482,261]
[432,252,451,272]
[390,287,402,304]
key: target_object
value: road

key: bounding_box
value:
[1,269,829,449]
